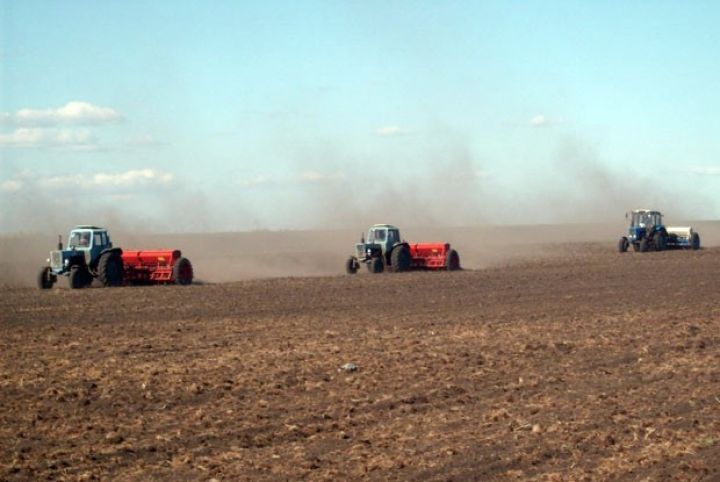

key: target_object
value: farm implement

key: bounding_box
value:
[38,226,193,289]
[346,224,461,274]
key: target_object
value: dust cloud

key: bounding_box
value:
[2,139,715,287]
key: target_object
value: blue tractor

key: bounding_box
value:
[346,224,411,274]
[38,225,124,289]
[618,210,700,253]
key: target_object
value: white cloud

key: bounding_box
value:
[376,125,412,137]
[527,114,565,128]
[0,127,98,149]
[238,174,272,187]
[0,101,123,126]
[127,134,162,147]
[298,171,346,183]
[23,169,174,191]
[684,167,720,176]
[0,180,23,192]
[529,115,550,127]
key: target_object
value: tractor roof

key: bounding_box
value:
[632,210,662,215]
[370,224,400,230]
[73,225,106,230]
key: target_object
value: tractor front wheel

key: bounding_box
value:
[391,245,411,272]
[37,266,55,289]
[618,238,629,253]
[445,249,461,271]
[98,252,124,287]
[639,239,649,253]
[68,266,90,289]
[368,256,384,274]
[173,257,194,285]
[345,257,358,275]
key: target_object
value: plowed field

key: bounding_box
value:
[2,244,720,481]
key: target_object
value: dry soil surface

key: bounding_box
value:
[2,243,720,481]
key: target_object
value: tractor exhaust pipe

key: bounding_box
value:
[57,235,63,250]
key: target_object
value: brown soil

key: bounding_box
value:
[2,243,720,481]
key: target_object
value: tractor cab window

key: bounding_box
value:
[94,232,107,247]
[634,213,650,227]
[371,229,386,243]
[387,229,399,245]
[69,231,91,248]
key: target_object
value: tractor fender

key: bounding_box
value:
[387,242,410,263]
[90,247,123,270]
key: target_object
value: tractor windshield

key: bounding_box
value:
[370,229,386,243]
[68,231,92,249]
[632,212,661,228]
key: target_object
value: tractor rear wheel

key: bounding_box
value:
[445,249,461,270]
[345,257,358,274]
[691,232,701,250]
[639,239,649,253]
[68,266,89,289]
[654,233,667,251]
[173,257,193,285]
[368,256,384,274]
[38,266,55,289]
[390,245,411,272]
[98,252,124,287]
[617,238,629,253]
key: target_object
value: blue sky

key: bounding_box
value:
[1,1,719,233]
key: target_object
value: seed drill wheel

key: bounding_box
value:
[345,257,358,275]
[691,232,701,250]
[445,249,461,271]
[173,257,194,285]
[98,252,124,287]
[390,245,411,272]
[37,266,55,289]
[617,238,629,253]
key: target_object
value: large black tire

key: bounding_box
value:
[617,238,629,253]
[68,266,87,289]
[98,252,124,287]
[654,233,667,251]
[639,238,649,253]
[691,232,700,250]
[445,249,461,271]
[173,257,193,285]
[38,266,54,289]
[345,257,358,275]
[390,245,411,272]
[368,256,384,274]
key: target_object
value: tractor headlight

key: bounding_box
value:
[64,259,70,267]
[46,258,50,264]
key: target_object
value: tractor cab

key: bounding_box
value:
[630,210,662,230]
[356,224,401,259]
[627,210,664,242]
[49,226,114,273]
